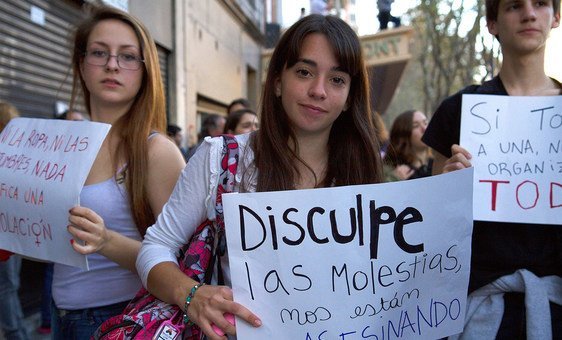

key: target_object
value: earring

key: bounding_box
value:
[275,87,281,97]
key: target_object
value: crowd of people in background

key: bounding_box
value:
[0,102,29,340]
[0,0,560,339]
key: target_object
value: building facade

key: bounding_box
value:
[0,0,265,316]
[0,0,173,118]
[0,0,266,146]
[173,0,265,144]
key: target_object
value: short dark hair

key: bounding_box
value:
[166,124,181,137]
[486,0,560,22]
[200,114,225,138]
[224,108,257,133]
[227,98,251,114]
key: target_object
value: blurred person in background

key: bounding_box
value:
[0,101,19,130]
[377,0,401,30]
[226,98,251,115]
[383,109,431,182]
[223,108,259,135]
[0,101,29,340]
[373,111,390,158]
[310,0,328,15]
[167,124,189,161]
[186,114,226,161]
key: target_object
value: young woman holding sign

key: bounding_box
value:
[51,6,185,338]
[136,14,383,339]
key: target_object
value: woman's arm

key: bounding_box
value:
[146,134,187,217]
[137,140,211,286]
[146,261,260,339]
[138,137,261,339]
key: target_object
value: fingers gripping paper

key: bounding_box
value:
[0,118,110,269]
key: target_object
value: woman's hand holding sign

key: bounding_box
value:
[68,206,109,254]
[67,205,141,272]
[185,283,260,339]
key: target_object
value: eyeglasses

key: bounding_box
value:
[84,50,144,70]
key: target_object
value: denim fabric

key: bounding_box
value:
[40,263,53,327]
[51,300,129,340]
[0,255,30,340]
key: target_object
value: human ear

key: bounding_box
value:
[552,13,560,29]
[486,19,498,36]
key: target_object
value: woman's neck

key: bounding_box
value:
[291,132,330,189]
[410,148,428,169]
[90,101,131,124]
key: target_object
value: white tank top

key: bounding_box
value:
[52,174,142,309]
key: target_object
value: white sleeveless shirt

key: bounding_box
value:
[52,173,142,309]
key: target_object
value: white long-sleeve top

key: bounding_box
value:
[136,133,257,288]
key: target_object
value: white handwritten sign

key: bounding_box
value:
[461,94,561,224]
[224,168,474,339]
[0,118,110,269]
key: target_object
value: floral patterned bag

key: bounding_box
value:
[94,135,239,340]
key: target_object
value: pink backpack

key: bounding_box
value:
[94,135,239,340]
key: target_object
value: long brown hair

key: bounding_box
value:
[0,102,20,132]
[385,110,416,167]
[69,6,166,235]
[254,14,382,191]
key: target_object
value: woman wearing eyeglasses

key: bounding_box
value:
[50,6,185,339]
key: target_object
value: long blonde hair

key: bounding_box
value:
[69,6,166,235]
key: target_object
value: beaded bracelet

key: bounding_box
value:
[183,283,205,325]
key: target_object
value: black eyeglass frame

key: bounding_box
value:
[83,50,145,71]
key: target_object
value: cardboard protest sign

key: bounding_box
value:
[461,94,561,224]
[0,118,110,269]
[224,168,473,340]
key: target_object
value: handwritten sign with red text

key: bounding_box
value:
[461,94,561,225]
[224,169,474,339]
[0,118,110,269]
